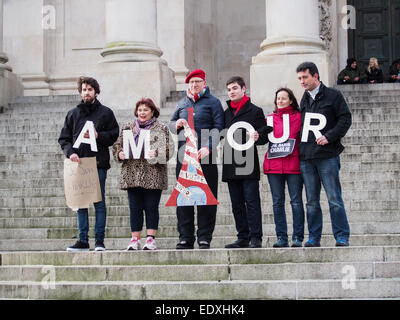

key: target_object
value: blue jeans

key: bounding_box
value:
[77,168,107,243]
[267,174,305,241]
[127,187,162,232]
[227,179,263,241]
[300,156,350,241]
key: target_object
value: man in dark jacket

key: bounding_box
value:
[337,58,366,84]
[170,69,224,249]
[387,59,400,83]
[296,62,352,247]
[58,76,119,252]
[222,76,271,248]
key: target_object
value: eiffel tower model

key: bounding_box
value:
[165,107,219,206]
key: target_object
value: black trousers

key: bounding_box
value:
[227,179,263,241]
[175,158,218,245]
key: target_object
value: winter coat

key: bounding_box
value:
[263,107,302,174]
[337,66,366,83]
[299,82,352,161]
[222,99,271,181]
[112,119,171,190]
[365,67,383,83]
[387,60,400,82]
[169,87,224,154]
[58,99,119,170]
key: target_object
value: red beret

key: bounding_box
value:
[185,69,206,83]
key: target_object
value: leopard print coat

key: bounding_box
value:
[112,119,171,190]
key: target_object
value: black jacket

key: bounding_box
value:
[222,99,271,181]
[299,83,352,161]
[387,59,400,82]
[58,99,120,170]
[366,67,383,83]
[169,87,224,152]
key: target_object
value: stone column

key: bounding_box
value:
[0,0,22,110]
[157,0,189,91]
[0,0,11,72]
[95,0,175,109]
[250,0,329,112]
[3,0,50,96]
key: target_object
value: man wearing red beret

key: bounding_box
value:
[170,69,224,249]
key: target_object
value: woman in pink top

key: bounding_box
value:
[263,88,305,248]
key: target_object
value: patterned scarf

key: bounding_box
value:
[187,87,207,103]
[134,117,157,145]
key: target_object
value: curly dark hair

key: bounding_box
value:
[77,76,100,95]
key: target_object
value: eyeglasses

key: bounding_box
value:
[189,80,204,84]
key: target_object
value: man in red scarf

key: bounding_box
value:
[222,76,272,248]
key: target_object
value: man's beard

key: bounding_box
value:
[83,96,95,104]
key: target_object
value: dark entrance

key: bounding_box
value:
[347,0,400,74]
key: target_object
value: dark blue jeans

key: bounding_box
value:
[300,156,350,241]
[77,168,107,243]
[267,174,305,241]
[227,179,263,241]
[127,187,162,232]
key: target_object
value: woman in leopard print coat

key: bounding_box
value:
[113,98,171,250]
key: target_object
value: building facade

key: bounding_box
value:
[0,0,398,111]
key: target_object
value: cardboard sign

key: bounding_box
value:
[63,157,102,210]
[267,138,296,159]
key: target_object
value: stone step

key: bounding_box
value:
[351,121,400,130]
[1,260,399,283]
[1,278,399,299]
[348,104,400,112]
[345,95,400,103]
[1,156,399,178]
[1,152,399,171]
[1,173,399,191]
[0,187,398,208]
[1,234,400,251]
[336,82,400,92]
[0,221,399,240]
[1,183,399,204]
[0,206,398,228]
[2,246,400,265]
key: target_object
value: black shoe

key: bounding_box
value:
[250,238,262,248]
[95,241,106,252]
[198,241,210,249]
[304,239,321,247]
[67,240,90,252]
[335,238,349,247]
[291,237,303,248]
[225,239,249,249]
[273,237,289,248]
[176,240,194,250]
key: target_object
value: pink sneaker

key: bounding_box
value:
[127,237,141,251]
[143,236,157,250]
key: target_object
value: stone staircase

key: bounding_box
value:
[0,83,399,299]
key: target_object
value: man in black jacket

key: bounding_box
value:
[222,76,271,248]
[58,76,119,252]
[296,62,352,247]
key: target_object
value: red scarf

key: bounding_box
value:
[230,94,249,115]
